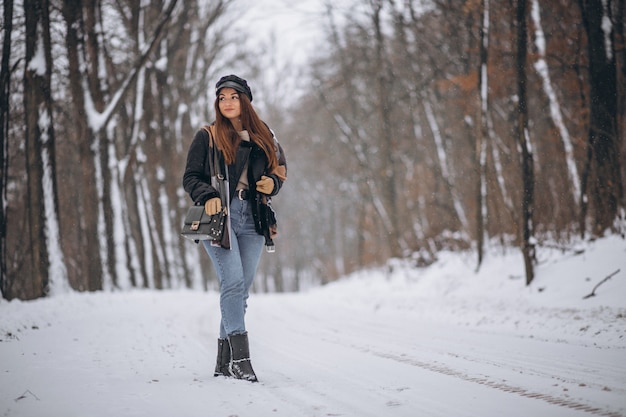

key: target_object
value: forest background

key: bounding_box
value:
[0,0,624,300]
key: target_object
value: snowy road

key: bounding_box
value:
[2,239,626,417]
[0,288,624,417]
[252,294,625,417]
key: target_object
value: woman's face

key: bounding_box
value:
[218,87,242,122]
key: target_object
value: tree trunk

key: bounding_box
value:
[0,0,13,299]
[423,97,469,232]
[24,0,51,297]
[84,1,115,289]
[475,0,489,269]
[531,0,581,208]
[372,1,403,258]
[62,0,103,291]
[578,0,623,236]
[516,0,536,285]
[615,0,625,148]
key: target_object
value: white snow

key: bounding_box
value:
[601,0,613,60]
[1,235,625,417]
[38,109,69,296]
[26,23,46,77]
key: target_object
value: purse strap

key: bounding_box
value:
[203,125,223,180]
[203,125,229,210]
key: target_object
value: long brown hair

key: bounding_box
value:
[213,94,278,171]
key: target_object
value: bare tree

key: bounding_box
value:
[0,0,14,298]
[516,0,536,285]
[531,0,580,209]
[60,0,102,291]
[578,0,623,236]
[615,0,625,149]
[475,0,490,269]
[23,0,69,297]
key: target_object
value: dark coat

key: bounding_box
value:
[182,126,287,247]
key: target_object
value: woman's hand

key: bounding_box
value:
[256,176,274,194]
[204,197,222,215]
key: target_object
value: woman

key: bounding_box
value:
[183,74,287,382]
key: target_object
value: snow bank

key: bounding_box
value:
[314,234,626,347]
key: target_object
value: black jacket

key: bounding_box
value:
[182,126,287,244]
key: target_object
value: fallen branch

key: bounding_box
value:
[14,389,40,402]
[583,269,621,299]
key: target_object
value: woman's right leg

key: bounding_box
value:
[202,198,260,382]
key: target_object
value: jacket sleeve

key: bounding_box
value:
[266,140,287,197]
[182,129,220,204]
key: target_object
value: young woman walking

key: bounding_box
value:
[183,74,287,382]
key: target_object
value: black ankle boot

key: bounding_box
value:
[214,338,232,377]
[228,332,258,382]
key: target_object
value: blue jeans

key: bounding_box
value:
[202,198,264,339]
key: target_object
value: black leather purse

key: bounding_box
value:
[181,205,226,242]
[181,124,228,243]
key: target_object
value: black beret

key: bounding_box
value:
[215,74,253,102]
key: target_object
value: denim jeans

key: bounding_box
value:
[202,198,264,339]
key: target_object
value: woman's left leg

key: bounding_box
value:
[223,198,264,382]
[203,235,246,339]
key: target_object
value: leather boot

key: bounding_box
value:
[228,332,258,382]
[214,338,232,377]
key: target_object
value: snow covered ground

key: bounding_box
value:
[1,235,625,417]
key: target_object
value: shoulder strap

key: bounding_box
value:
[202,125,223,179]
[206,125,216,145]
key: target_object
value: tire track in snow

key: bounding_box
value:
[364,348,624,417]
[253,295,625,417]
[260,296,625,397]
[443,348,626,399]
[320,320,625,417]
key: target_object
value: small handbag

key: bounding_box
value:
[181,205,226,242]
[181,124,228,243]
